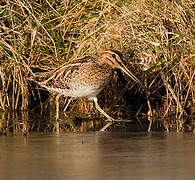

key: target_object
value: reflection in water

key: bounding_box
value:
[0,132,195,180]
[0,111,30,135]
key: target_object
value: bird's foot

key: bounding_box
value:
[107,119,133,123]
[99,118,114,131]
[105,117,114,122]
[100,121,113,132]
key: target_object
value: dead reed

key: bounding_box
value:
[0,0,194,132]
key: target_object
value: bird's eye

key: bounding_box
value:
[112,54,116,58]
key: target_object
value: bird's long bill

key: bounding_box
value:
[119,63,145,89]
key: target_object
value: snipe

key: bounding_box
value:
[34,50,144,131]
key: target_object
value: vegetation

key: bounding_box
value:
[0,0,194,134]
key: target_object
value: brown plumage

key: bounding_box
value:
[35,55,113,100]
[34,50,144,128]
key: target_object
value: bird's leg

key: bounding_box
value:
[63,97,75,130]
[55,94,61,134]
[93,97,114,122]
[56,94,61,120]
[63,97,73,115]
[93,97,114,132]
[93,97,134,131]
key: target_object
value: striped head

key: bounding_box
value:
[101,50,145,89]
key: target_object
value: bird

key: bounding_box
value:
[33,50,145,131]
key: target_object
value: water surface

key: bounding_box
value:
[0,132,195,180]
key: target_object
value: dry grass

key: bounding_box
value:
[0,0,194,132]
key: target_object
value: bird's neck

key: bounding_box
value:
[96,61,112,70]
[96,56,111,67]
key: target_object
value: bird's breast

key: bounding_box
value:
[68,86,103,99]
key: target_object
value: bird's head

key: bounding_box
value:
[102,50,145,89]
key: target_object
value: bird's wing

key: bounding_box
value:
[34,55,97,90]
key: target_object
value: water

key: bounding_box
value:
[0,132,195,180]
